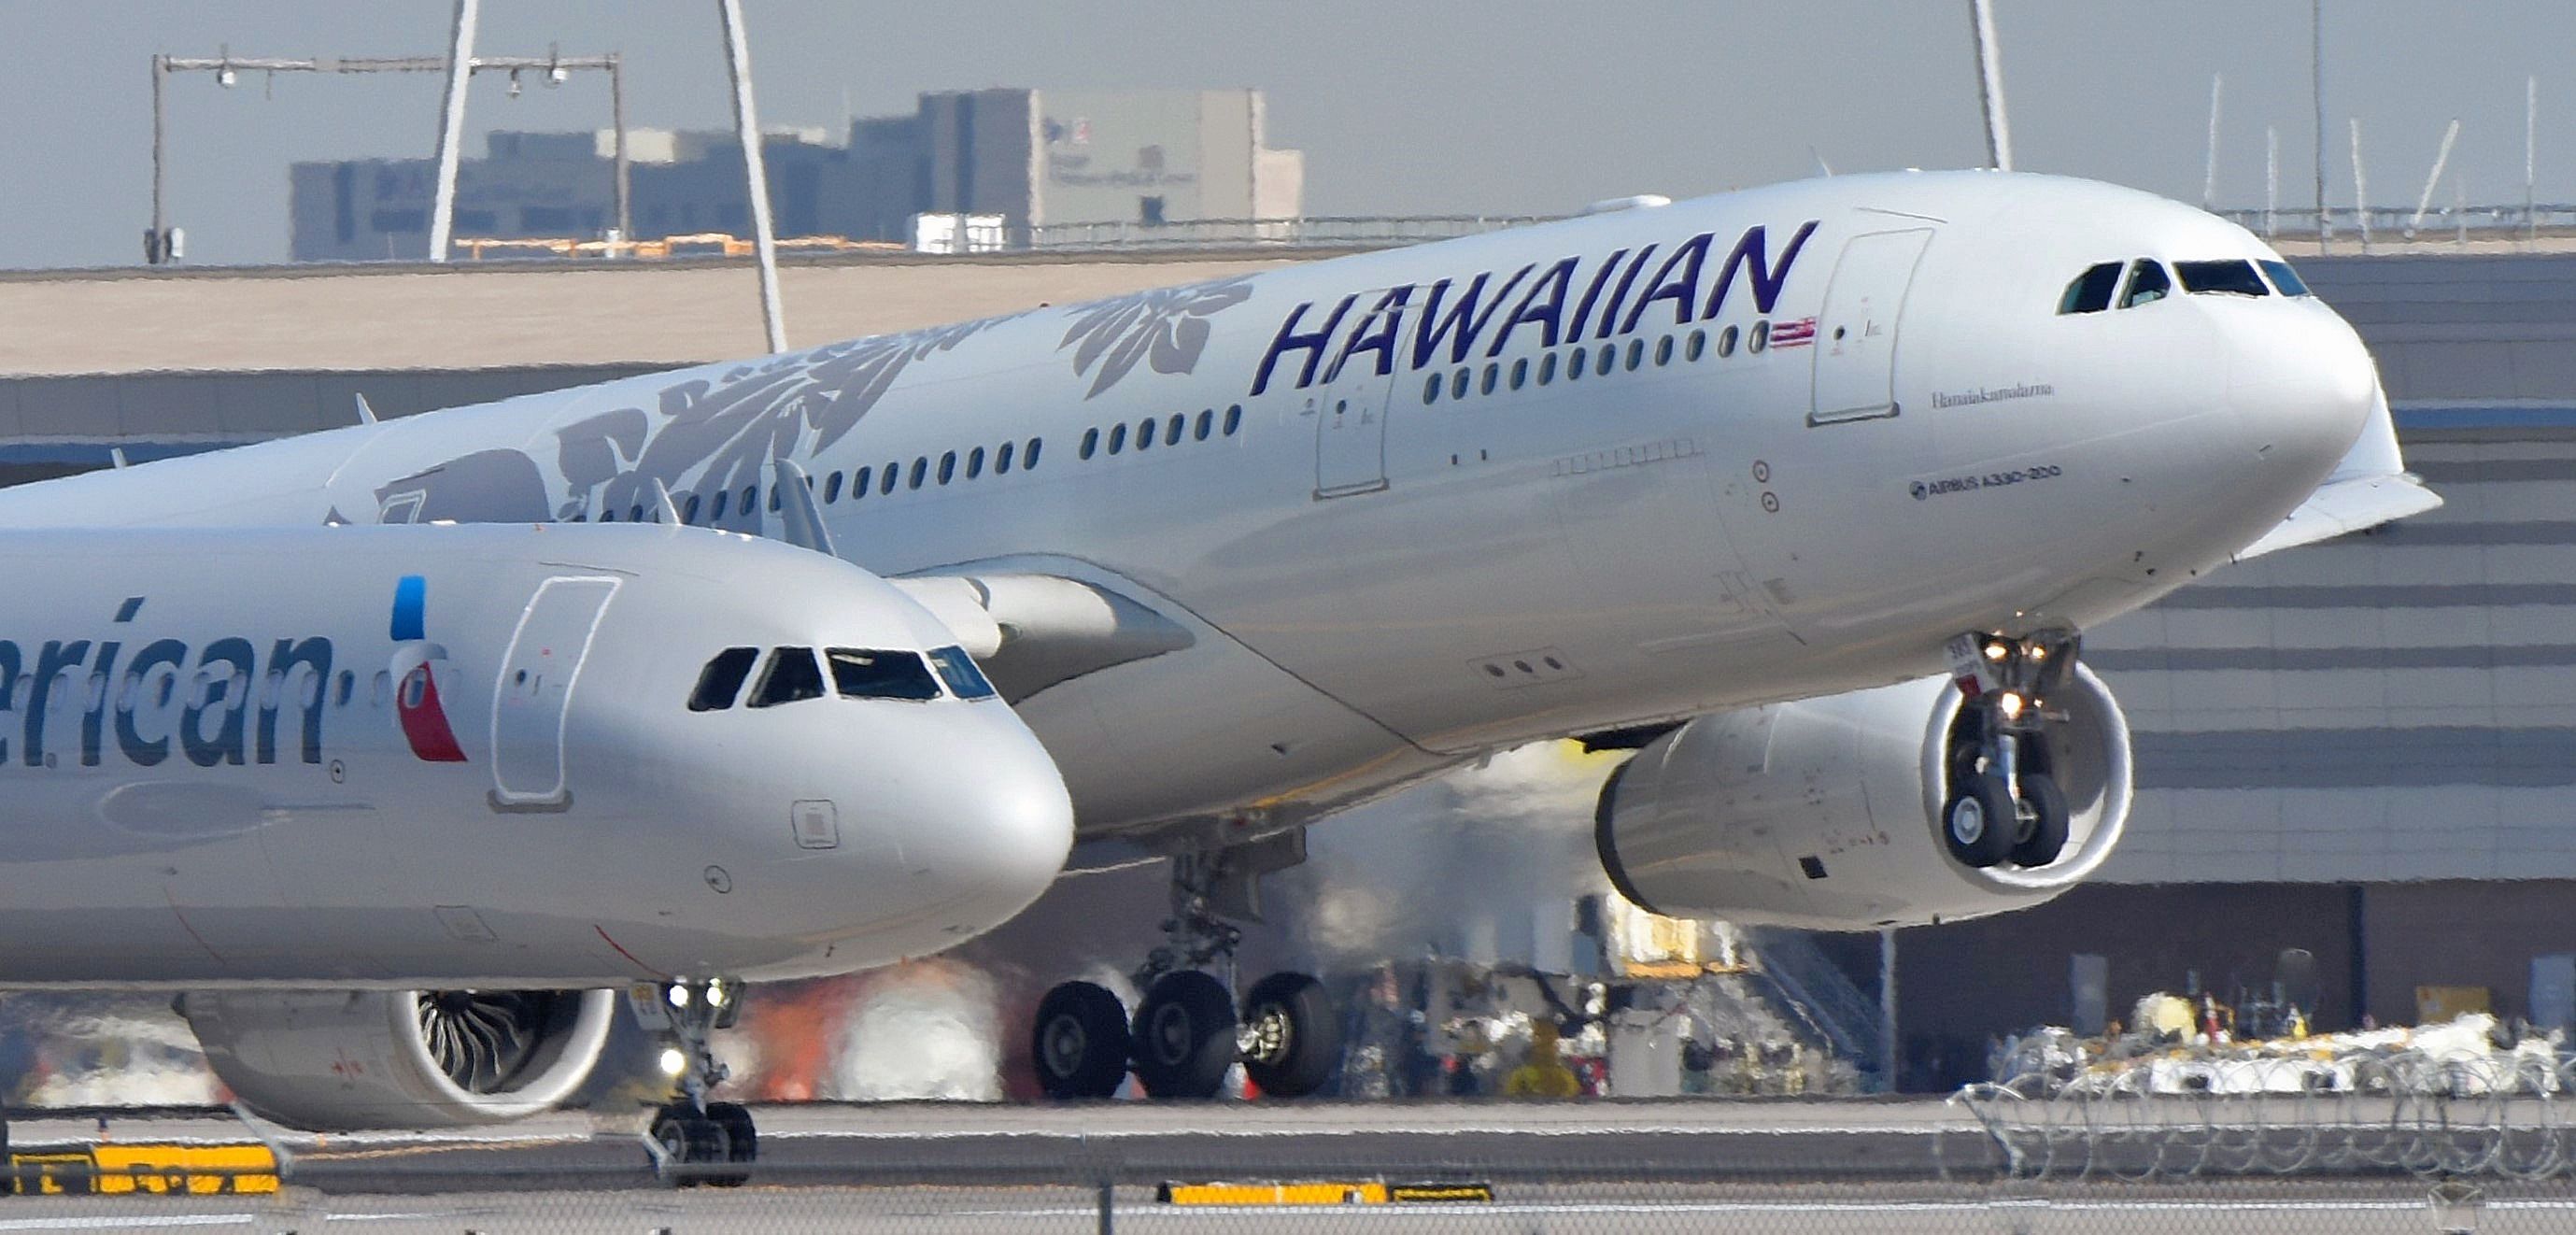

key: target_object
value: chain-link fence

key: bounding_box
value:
[10,1093,2576,1232]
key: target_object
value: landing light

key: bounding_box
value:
[1998,692,2025,719]
[1985,643,2008,661]
[667,986,690,1009]
[658,1048,687,1077]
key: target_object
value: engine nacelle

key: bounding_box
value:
[1595,665,2131,930]
[180,988,616,1130]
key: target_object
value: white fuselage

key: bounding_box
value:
[0,172,2378,861]
[0,525,1071,987]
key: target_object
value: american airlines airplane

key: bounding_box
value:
[0,170,2432,1168]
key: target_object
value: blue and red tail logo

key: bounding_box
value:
[390,575,468,763]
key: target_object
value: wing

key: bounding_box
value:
[2233,386,2442,561]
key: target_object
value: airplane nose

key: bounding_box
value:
[2225,304,2376,483]
[904,717,1075,915]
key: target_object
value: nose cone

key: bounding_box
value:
[900,712,1076,929]
[2225,302,2377,487]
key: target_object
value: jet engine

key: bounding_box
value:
[1594,665,2132,930]
[179,988,616,1130]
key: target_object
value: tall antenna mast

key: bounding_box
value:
[1968,0,2013,171]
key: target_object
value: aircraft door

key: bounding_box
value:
[489,575,620,811]
[1810,228,1933,424]
[1312,289,1403,498]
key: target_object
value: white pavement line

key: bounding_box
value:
[761,1124,1945,1140]
[0,1218,256,1231]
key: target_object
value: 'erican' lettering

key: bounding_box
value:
[0,599,334,771]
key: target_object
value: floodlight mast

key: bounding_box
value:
[146,44,626,264]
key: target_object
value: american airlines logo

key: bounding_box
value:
[1252,220,1819,396]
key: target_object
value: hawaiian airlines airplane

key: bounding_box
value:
[0,171,2433,1165]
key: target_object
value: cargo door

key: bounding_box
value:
[489,576,619,810]
[1810,228,1932,424]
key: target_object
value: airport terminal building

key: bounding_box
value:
[3,240,2573,1093]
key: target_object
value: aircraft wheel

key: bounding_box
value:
[1031,980,1130,1099]
[2010,773,2071,868]
[1240,972,1340,1099]
[1129,971,1236,1099]
[703,1100,757,1187]
[649,1104,730,1188]
[1943,774,2017,869]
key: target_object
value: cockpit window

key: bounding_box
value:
[2259,259,2313,297]
[2057,263,2123,315]
[826,648,942,702]
[748,646,828,707]
[2117,260,2172,308]
[2174,260,2271,297]
[927,646,998,700]
[687,646,759,712]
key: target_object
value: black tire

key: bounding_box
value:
[1031,980,1131,1100]
[649,1107,728,1188]
[2010,773,2072,868]
[704,1100,757,1188]
[1129,971,1237,1099]
[1240,972,1341,1099]
[1943,774,2017,868]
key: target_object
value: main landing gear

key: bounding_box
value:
[630,978,756,1187]
[1942,629,2078,871]
[1031,840,1342,1101]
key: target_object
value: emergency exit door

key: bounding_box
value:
[1810,228,1933,425]
[490,576,619,810]
[1314,290,1402,498]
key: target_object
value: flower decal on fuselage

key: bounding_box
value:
[1057,277,1254,398]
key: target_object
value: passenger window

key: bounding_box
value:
[881,462,899,496]
[1224,405,1241,435]
[1196,409,1214,439]
[1109,423,1127,454]
[927,646,997,700]
[998,442,1016,473]
[599,508,615,522]
[1167,414,1185,446]
[687,646,761,712]
[824,471,843,504]
[2058,262,2123,314]
[968,447,985,479]
[748,646,827,707]
[1480,363,1499,395]
[2259,259,2313,296]
[1133,418,1154,451]
[1596,344,1616,376]
[1026,437,1042,467]
[1718,325,1739,357]
[2118,260,2172,308]
[1510,358,1528,390]
[1625,339,1646,370]
[1081,428,1099,460]
[2175,259,2270,297]
[334,670,355,708]
[1565,348,1585,381]
[909,458,927,490]
[1686,329,1706,361]
[854,466,871,498]
[683,494,703,523]
[1654,335,1674,366]
[826,647,942,702]
[711,490,729,521]
[743,484,758,514]
[1451,368,1470,399]
[939,451,957,484]
[1539,352,1558,384]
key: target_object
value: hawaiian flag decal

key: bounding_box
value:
[1769,317,1819,349]
[390,575,468,762]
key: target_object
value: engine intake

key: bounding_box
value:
[180,987,616,1130]
[1594,665,2131,930]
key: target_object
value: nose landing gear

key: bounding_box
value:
[1029,838,1343,1101]
[1942,629,2078,871]
[630,978,756,1187]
